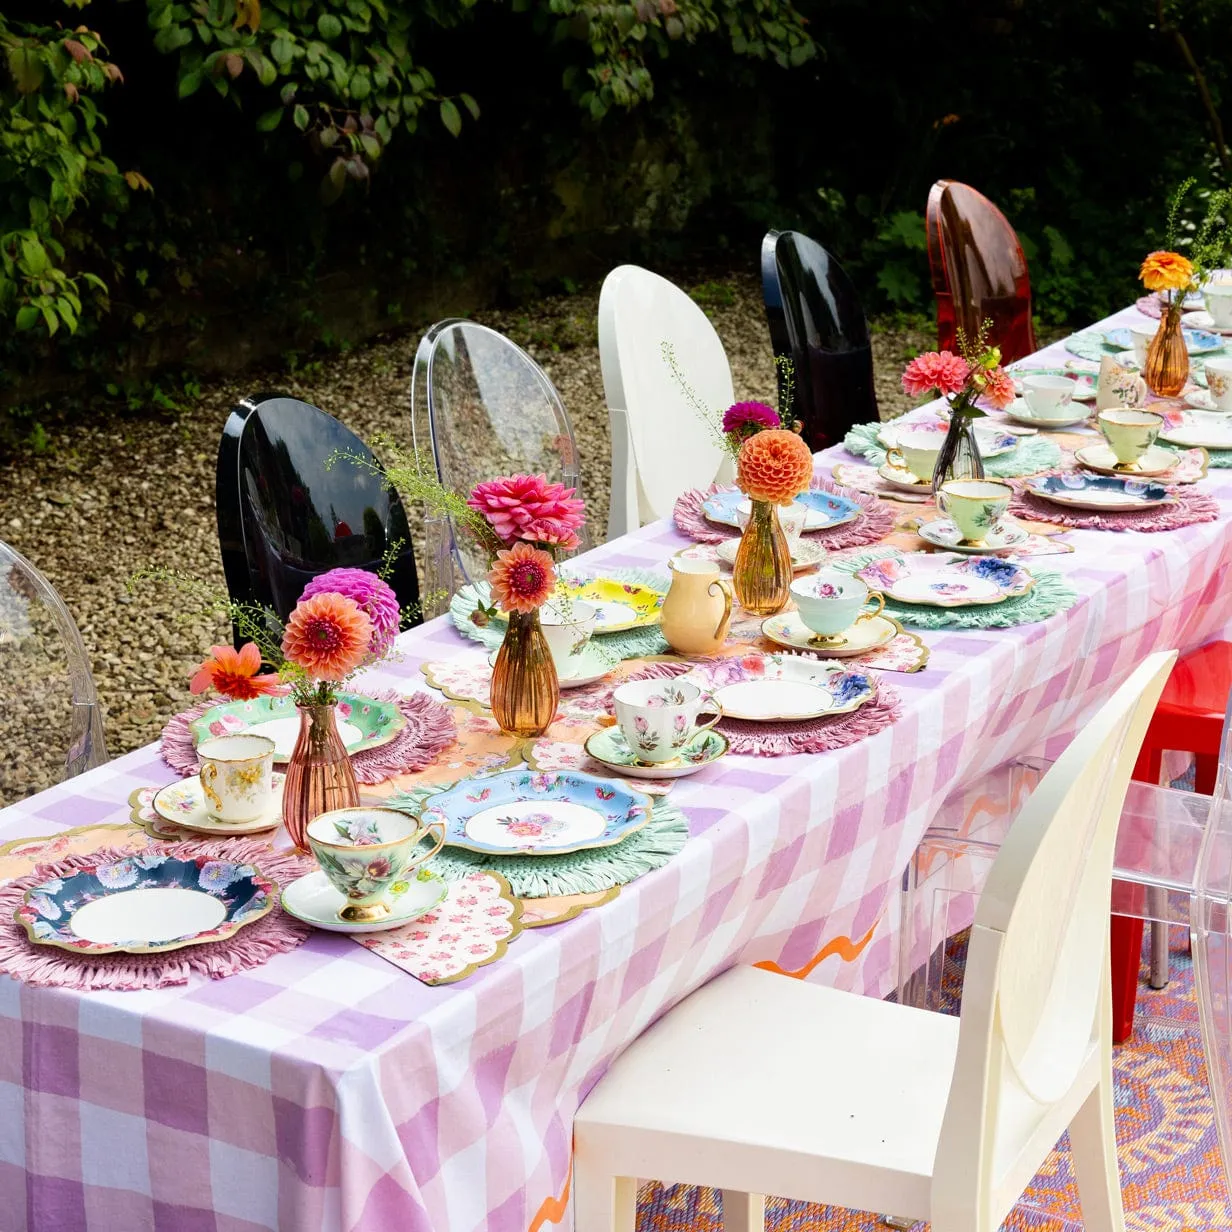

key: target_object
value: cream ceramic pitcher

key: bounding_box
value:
[661,557,733,655]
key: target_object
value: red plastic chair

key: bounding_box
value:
[925,180,1038,364]
[1110,640,1232,1042]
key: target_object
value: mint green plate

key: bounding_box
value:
[190,693,405,763]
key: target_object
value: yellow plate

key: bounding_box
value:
[555,577,665,632]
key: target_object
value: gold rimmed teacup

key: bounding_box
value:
[1097,408,1163,468]
[937,479,1013,546]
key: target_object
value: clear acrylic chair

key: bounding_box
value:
[574,651,1175,1232]
[411,319,589,591]
[598,265,736,540]
[0,540,108,806]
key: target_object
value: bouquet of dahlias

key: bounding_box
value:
[900,319,1015,422]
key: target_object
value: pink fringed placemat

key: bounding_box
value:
[161,688,456,785]
[1010,477,1220,532]
[0,839,316,990]
[673,479,895,549]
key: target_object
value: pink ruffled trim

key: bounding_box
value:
[161,689,456,785]
[0,840,316,991]
[1010,476,1220,532]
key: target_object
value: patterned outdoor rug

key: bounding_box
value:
[638,931,1232,1230]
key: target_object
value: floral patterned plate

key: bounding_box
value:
[1103,325,1223,355]
[152,773,285,835]
[700,488,862,532]
[190,692,405,763]
[421,769,654,856]
[1158,410,1232,450]
[547,576,665,632]
[280,867,449,934]
[856,553,1035,607]
[17,853,275,955]
[584,726,729,780]
[1025,474,1174,512]
[685,653,876,722]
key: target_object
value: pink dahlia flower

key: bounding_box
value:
[980,366,1016,411]
[467,473,586,549]
[722,401,780,441]
[901,351,970,399]
[300,568,400,656]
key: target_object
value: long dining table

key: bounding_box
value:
[2,301,1232,1232]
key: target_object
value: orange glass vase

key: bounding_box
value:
[490,608,559,737]
[282,701,360,852]
[1144,301,1188,397]
[732,498,792,616]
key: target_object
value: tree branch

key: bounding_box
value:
[1157,0,1232,177]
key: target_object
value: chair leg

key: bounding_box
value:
[1109,915,1143,1044]
[721,1190,765,1232]
[1068,1077,1127,1232]
[572,1168,636,1232]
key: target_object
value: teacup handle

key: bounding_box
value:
[414,820,446,865]
[856,592,885,624]
[886,446,905,468]
[936,489,951,517]
[694,692,724,736]
[708,578,733,641]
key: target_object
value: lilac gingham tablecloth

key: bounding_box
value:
[3,304,1232,1232]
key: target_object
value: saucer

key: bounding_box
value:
[1181,311,1232,336]
[152,774,284,835]
[1104,325,1223,354]
[760,611,898,657]
[917,517,1030,554]
[1114,350,1141,370]
[877,462,932,491]
[557,641,620,689]
[1184,389,1230,412]
[715,537,827,572]
[584,726,728,780]
[280,868,449,934]
[1001,398,1090,429]
[1074,443,1179,477]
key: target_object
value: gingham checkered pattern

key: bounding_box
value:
[2,305,1231,1232]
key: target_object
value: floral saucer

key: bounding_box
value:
[857,553,1034,608]
[917,517,1030,554]
[715,537,827,572]
[279,867,449,934]
[584,726,728,780]
[760,611,898,657]
[1184,389,1228,412]
[1074,443,1180,477]
[551,575,664,632]
[877,462,932,491]
[153,774,285,835]
[685,653,876,722]
[1158,410,1232,450]
[1024,473,1174,512]
[421,769,653,856]
[1001,398,1090,429]
[558,641,620,689]
[1104,325,1223,354]
[17,852,275,955]
[191,692,404,763]
[700,488,862,532]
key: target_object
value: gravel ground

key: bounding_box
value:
[0,268,952,800]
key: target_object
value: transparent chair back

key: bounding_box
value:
[411,320,588,590]
[0,540,107,806]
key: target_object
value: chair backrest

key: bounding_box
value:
[760,229,877,450]
[598,265,735,539]
[926,180,1038,364]
[410,320,588,586]
[216,396,420,633]
[0,540,108,805]
[933,651,1175,1223]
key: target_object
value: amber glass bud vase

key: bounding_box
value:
[491,608,559,738]
[282,701,360,852]
[1145,300,1188,397]
[732,498,792,616]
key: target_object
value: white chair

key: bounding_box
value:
[573,650,1176,1232]
[598,265,736,540]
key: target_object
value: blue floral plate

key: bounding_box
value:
[421,770,654,856]
[17,853,275,955]
[700,488,862,532]
[1103,326,1223,355]
[684,653,877,722]
[857,552,1034,608]
[1025,474,1174,512]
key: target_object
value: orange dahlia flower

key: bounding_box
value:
[1139,250,1194,293]
[190,642,282,701]
[282,592,373,680]
[736,428,814,505]
[488,541,556,613]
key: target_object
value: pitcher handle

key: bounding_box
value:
[857,592,885,624]
[708,578,733,642]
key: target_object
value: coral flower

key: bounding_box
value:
[190,642,282,701]
[300,568,400,656]
[722,401,780,441]
[902,351,970,399]
[487,542,556,613]
[1139,250,1195,293]
[467,474,586,550]
[736,428,814,505]
[980,366,1016,411]
[282,592,373,681]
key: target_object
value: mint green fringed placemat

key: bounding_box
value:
[831,549,1079,630]
[448,566,671,660]
[387,786,687,899]
[843,422,1061,478]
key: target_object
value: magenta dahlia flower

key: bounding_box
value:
[722,400,780,442]
[901,351,970,399]
[299,567,400,657]
[467,473,586,550]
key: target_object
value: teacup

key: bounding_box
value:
[1020,374,1074,419]
[789,569,885,647]
[1205,357,1232,411]
[611,678,722,765]
[540,599,598,679]
[197,734,276,822]
[1097,408,1163,466]
[886,429,944,482]
[937,479,1013,544]
[1130,324,1156,367]
[1205,284,1232,328]
[737,499,806,546]
[306,806,445,923]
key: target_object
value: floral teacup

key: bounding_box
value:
[1205,357,1232,411]
[306,807,445,923]
[197,734,276,822]
[611,678,723,766]
[790,569,885,645]
[886,429,944,481]
[1097,408,1163,466]
[937,479,1012,544]
[540,600,598,679]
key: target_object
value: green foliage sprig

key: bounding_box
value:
[1165,177,1232,289]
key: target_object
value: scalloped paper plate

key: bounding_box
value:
[856,553,1034,608]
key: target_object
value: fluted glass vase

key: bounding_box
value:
[1145,300,1188,397]
[931,411,985,495]
[282,701,360,852]
[732,498,792,616]
[491,608,559,738]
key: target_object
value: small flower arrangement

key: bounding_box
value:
[900,319,1014,421]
